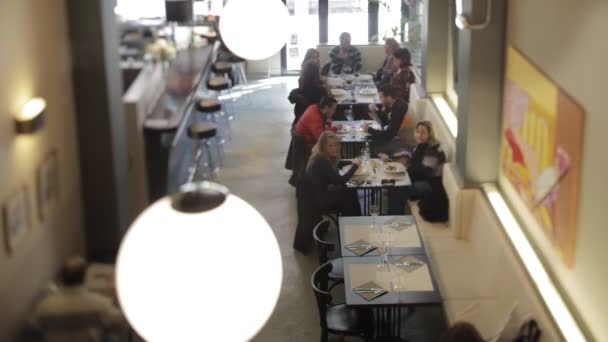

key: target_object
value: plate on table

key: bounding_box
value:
[327,77,343,87]
[336,126,352,134]
[343,74,356,82]
[359,88,377,96]
[331,88,347,97]
[354,165,370,177]
[384,161,406,174]
[340,164,368,177]
[357,74,373,81]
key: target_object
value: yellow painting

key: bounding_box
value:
[501,47,584,268]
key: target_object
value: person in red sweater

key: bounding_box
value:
[295,97,342,147]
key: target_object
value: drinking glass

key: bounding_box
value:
[345,108,354,122]
[378,244,390,270]
[328,64,336,77]
[345,78,353,90]
[343,65,352,74]
[370,203,380,228]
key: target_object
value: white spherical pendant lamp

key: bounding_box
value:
[116,182,282,341]
[219,0,290,60]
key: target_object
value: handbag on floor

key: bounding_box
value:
[418,180,448,222]
[514,320,541,342]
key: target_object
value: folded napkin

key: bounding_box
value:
[345,239,376,256]
[384,217,414,232]
[353,281,387,301]
[392,256,425,273]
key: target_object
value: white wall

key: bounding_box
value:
[0,1,85,340]
[502,1,608,340]
[246,51,282,77]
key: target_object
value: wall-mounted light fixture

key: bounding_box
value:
[455,0,493,30]
[482,184,586,341]
[15,97,46,134]
[431,94,458,138]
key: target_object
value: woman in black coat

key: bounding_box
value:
[293,132,361,253]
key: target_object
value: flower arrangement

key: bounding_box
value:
[146,38,177,62]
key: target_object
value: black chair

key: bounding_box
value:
[312,218,343,281]
[312,262,373,342]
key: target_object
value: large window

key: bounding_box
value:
[402,0,424,75]
[285,0,320,70]
[377,0,402,41]
[115,0,165,20]
[327,0,369,44]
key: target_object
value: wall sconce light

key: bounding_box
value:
[455,0,493,30]
[15,97,46,134]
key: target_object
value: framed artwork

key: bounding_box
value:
[37,150,59,221]
[2,186,30,255]
[289,47,299,58]
[501,46,584,268]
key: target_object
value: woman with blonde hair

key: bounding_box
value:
[306,132,361,215]
[382,120,447,216]
[407,120,445,181]
[293,132,361,253]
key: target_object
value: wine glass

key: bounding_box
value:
[370,203,380,228]
[370,227,391,271]
[345,78,353,90]
[328,63,336,77]
[345,107,354,122]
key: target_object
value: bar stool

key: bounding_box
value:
[226,54,248,85]
[207,76,235,120]
[187,121,219,181]
[200,31,218,45]
[195,97,228,165]
[211,61,234,78]
[211,61,236,98]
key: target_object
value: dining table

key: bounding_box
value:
[333,119,379,158]
[328,73,381,121]
[339,215,425,257]
[343,254,441,307]
[340,158,412,215]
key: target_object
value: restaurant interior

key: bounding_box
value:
[0,0,606,341]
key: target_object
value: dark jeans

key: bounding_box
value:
[387,181,432,215]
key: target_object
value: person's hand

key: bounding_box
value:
[395,156,409,166]
[368,103,377,114]
[334,123,343,131]
[361,122,369,133]
[378,153,390,162]
[351,159,362,167]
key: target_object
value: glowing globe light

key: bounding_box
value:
[116,182,282,341]
[219,0,290,60]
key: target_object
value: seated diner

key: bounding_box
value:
[295,96,341,148]
[326,32,362,75]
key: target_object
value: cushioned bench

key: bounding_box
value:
[408,93,561,340]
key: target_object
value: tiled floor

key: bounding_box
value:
[188,76,446,341]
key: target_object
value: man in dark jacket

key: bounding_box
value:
[364,84,409,155]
